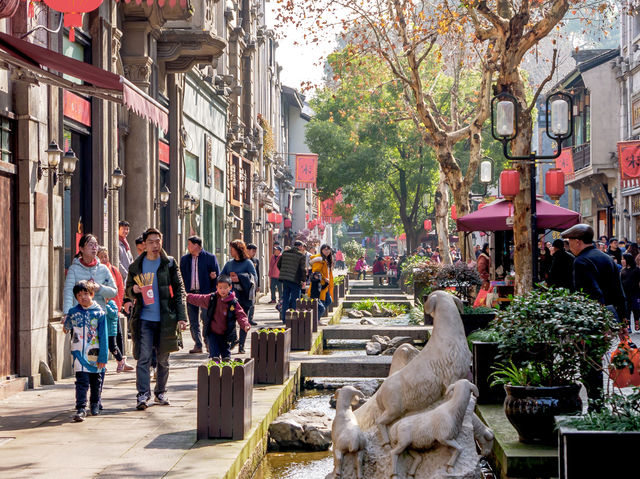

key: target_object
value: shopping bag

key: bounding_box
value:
[473,289,488,307]
[609,337,640,388]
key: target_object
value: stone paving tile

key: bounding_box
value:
[0,296,284,479]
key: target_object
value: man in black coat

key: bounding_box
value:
[547,239,574,290]
[180,235,220,353]
[561,224,627,405]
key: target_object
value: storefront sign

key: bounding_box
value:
[63,91,91,127]
[633,96,640,130]
[158,140,169,165]
[555,147,574,181]
[618,140,640,180]
[295,154,318,189]
[593,182,612,209]
[205,135,212,187]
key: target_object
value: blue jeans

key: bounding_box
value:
[75,371,102,410]
[281,280,302,323]
[318,293,333,317]
[238,303,255,350]
[270,278,283,301]
[136,320,170,401]
[207,332,231,360]
[187,302,204,349]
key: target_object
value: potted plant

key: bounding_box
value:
[434,262,483,304]
[197,358,254,440]
[460,305,496,337]
[468,327,505,405]
[250,328,291,385]
[556,387,640,478]
[489,287,621,444]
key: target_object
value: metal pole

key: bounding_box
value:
[531,158,538,285]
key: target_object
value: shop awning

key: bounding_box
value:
[0,31,168,132]
[456,198,581,232]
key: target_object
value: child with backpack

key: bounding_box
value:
[63,280,108,422]
[186,274,251,360]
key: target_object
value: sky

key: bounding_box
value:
[265,3,338,94]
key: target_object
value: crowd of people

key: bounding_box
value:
[61,222,346,422]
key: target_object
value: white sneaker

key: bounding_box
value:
[154,393,170,405]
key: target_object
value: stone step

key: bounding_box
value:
[349,287,403,293]
[294,355,393,378]
[346,294,409,301]
[0,376,28,400]
[322,325,431,343]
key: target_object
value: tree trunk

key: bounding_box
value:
[435,168,452,264]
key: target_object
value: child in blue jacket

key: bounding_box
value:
[63,280,108,422]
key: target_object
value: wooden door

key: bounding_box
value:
[0,171,16,377]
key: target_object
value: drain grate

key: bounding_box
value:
[0,437,15,447]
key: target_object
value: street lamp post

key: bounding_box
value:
[491,91,573,284]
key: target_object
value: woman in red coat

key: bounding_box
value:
[477,243,491,289]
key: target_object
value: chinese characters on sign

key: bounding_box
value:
[618,141,640,182]
[295,154,318,189]
[555,148,574,181]
[205,135,212,187]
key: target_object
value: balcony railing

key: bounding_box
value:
[573,143,591,171]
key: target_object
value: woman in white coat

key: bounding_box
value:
[63,234,117,317]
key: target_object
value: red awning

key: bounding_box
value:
[0,31,168,132]
[456,197,581,232]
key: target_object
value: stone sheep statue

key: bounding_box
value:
[388,379,479,478]
[355,291,472,445]
[331,386,367,479]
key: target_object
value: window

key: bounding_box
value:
[0,117,14,164]
[203,201,213,252]
[185,152,199,181]
[214,206,224,255]
[214,166,224,192]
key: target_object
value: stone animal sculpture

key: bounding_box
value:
[357,291,472,445]
[388,343,419,376]
[331,386,367,479]
[388,379,479,478]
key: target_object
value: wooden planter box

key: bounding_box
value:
[285,310,313,350]
[472,341,505,405]
[338,281,345,298]
[344,275,349,291]
[251,328,291,385]
[558,424,640,478]
[460,313,496,337]
[196,358,254,440]
[296,298,319,332]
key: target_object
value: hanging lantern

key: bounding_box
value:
[267,212,277,223]
[40,1,104,42]
[451,205,457,220]
[423,219,432,231]
[284,218,292,229]
[545,168,565,201]
[500,169,520,201]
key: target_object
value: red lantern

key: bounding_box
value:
[451,205,457,220]
[41,1,104,42]
[284,218,292,228]
[423,219,432,231]
[500,169,520,201]
[267,212,277,223]
[545,168,565,201]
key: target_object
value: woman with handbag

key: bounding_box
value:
[221,240,258,354]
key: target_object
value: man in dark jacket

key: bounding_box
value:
[180,235,220,353]
[547,239,574,290]
[607,237,623,265]
[561,223,626,405]
[277,240,307,323]
[126,228,187,410]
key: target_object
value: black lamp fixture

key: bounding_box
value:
[178,192,198,217]
[470,157,494,200]
[104,166,126,198]
[61,148,79,190]
[154,184,171,210]
[491,89,573,283]
[37,140,63,183]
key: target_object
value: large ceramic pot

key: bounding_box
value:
[504,384,582,445]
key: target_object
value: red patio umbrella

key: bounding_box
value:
[456,197,580,232]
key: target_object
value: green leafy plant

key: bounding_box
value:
[489,360,549,387]
[352,297,408,316]
[494,288,623,387]
[558,387,640,432]
[408,305,424,325]
[333,275,345,285]
[342,240,366,271]
[206,359,245,373]
[467,326,502,350]
[463,305,495,315]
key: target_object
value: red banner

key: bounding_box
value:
[63,91,91,127]
[158,140,170,165]
[295,154,318,189]
[618,141,640,180]
[555,147,574,180]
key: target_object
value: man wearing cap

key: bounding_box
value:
[277,240,307,323]
[547,238,574,290]
[561,223,626,403]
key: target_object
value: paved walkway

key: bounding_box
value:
[0,295,286,479]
